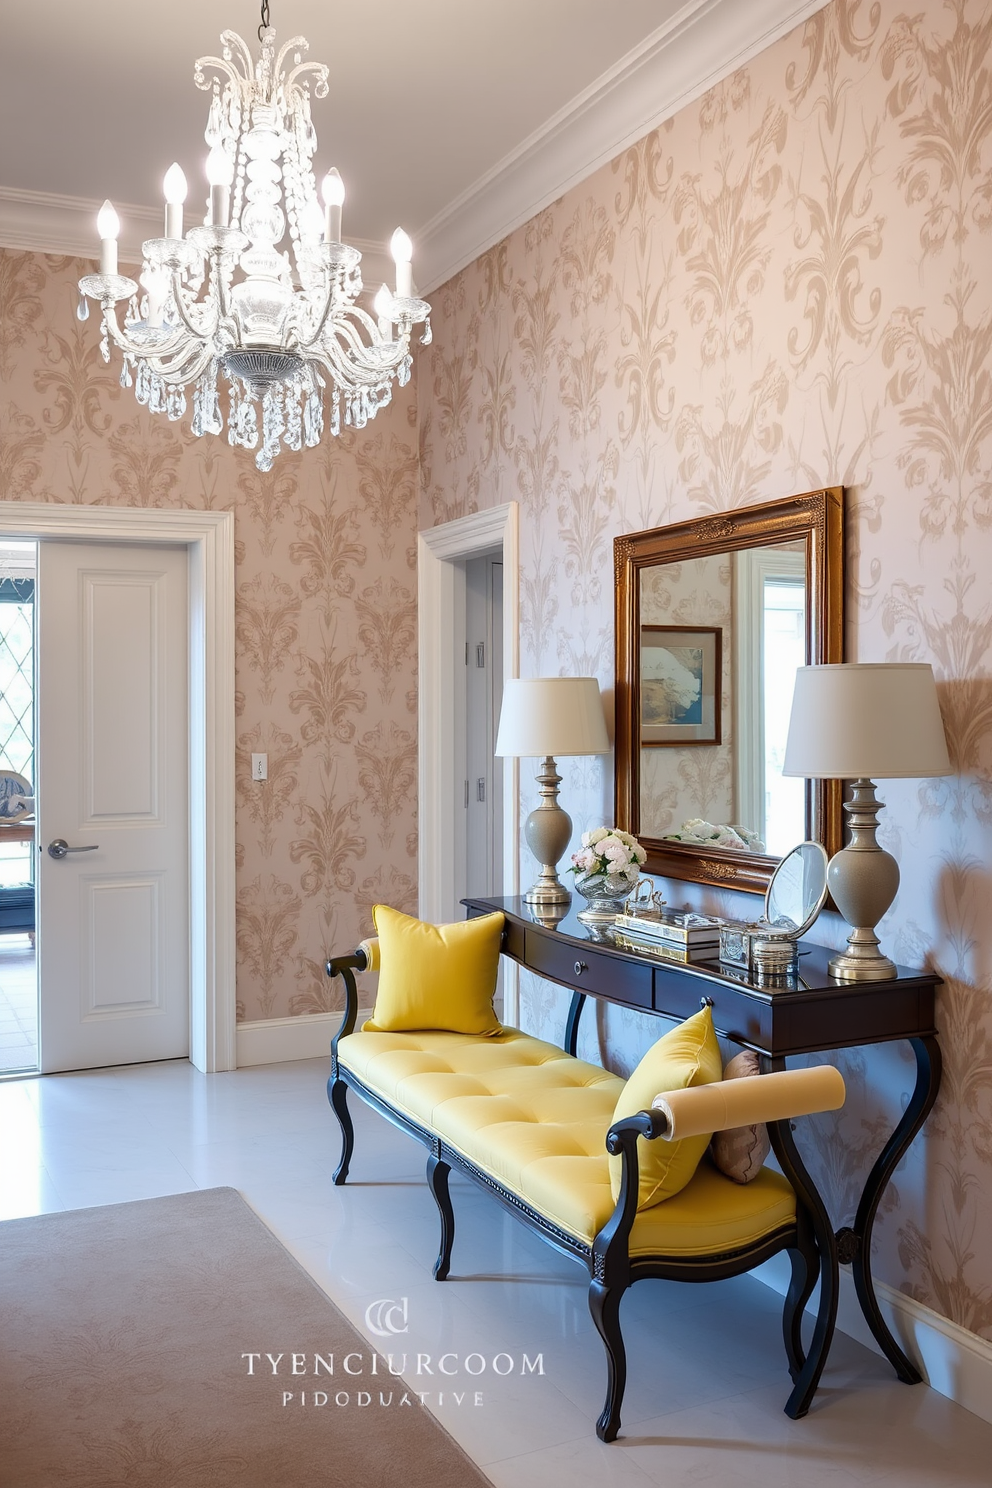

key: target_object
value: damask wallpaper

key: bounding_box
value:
[0,250,420,1023]
[419,0,992,1340]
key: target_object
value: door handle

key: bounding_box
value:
[47,839,100,860]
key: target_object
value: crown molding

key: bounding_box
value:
[0,0,827,295]
[416,0,829,292]
[0,186,159,267]
[0,185,394,287]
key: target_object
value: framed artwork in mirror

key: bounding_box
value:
[614,488,844,895]
[641,626,722,746]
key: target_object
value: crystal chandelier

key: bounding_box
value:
[78,3,431,471]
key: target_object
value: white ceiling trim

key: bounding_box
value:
[0,185,393,286]
[0,0,827,299]
[416,0,828,292]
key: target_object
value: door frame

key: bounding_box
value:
[418,502,519,1018]
[0,502,236,1074]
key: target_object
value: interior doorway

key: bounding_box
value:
[461,552,504,899]
[417,502,519,1016]
[0,503,235,1075]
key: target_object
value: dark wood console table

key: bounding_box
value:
[464,893,942,1389]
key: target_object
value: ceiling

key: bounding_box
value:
[0,0,826,291]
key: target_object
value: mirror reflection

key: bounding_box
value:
[613,488,845,896]
[638,540,807,857]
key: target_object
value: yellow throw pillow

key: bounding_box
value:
[362,905,505,1036]
[608,1005,723,1209]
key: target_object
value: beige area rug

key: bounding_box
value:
[0,1187,492,1487]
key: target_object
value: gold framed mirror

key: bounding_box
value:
[614,489,844,895]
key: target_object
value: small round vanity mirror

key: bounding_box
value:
[764,840,829,938]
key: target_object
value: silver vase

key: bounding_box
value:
[573,872,633,926]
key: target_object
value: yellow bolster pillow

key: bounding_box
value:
[653,1065,845,1141]
[357,937,380,971]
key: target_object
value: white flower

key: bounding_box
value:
[568,824,645,880]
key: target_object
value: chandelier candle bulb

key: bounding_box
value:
[140,267,167,329]
[205,145,232,227]
[163,163,188,239]
[373,284,393,338]
[97,200,119,276]
[322,168,344,242]
[391,228,413,297]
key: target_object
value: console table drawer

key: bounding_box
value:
[525,930,653,1008]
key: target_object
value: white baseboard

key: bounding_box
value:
[752,1256,992,1426]
[235,1011,372,1067]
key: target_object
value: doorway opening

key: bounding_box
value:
[0,503,235,1074]
[417,502,519,1017]
[0,540,37,1074]
[461,552,504,900]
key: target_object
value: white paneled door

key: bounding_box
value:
[36,542,189,1072]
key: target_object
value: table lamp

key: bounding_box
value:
[783,663,951,981]
[495,677,611,906]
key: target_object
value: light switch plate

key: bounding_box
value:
[251,753,268,781]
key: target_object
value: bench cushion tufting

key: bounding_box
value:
[337,1027,796,1254]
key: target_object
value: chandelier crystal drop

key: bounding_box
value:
[78,9,430,471]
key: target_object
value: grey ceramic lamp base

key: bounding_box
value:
[827,778,900,982]
[523,756,573,907]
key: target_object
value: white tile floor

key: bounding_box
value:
[1,1055,990,1486]
[0,935,36,1071]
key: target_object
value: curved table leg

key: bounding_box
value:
[837,1033,942,1383]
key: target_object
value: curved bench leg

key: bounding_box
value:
[782,1217,819,1382]
[328,1077,354,1186]
[427,1153,455,1280]
[588,1279,627,1442]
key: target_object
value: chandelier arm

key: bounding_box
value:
[144,343,217,387]
[283,57,330,101]
[207,249,234,324]
[299,273,342,347]
[193,43,249,96]
[168,268,218,345]
[320,333,406,384]
[100,305,188,365]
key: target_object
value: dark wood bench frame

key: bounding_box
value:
[326,945,839,1441]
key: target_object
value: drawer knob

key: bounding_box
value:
[574,960,588,976]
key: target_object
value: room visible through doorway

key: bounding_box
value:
[0,540,37,1074]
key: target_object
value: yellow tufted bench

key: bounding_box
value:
[327,943,844,1441]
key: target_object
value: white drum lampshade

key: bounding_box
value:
[783,664,951,980]
[495,678,610,906]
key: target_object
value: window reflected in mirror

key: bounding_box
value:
[638,542,807,855]
[614,489,844,896]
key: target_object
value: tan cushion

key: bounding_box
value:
[709,1049,772,1184]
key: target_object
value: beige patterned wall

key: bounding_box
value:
[420,0,992,1339]
[0,250,419,1023]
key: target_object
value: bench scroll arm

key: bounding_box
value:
[593,1109,670,1285]
[325,945,373,1074]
